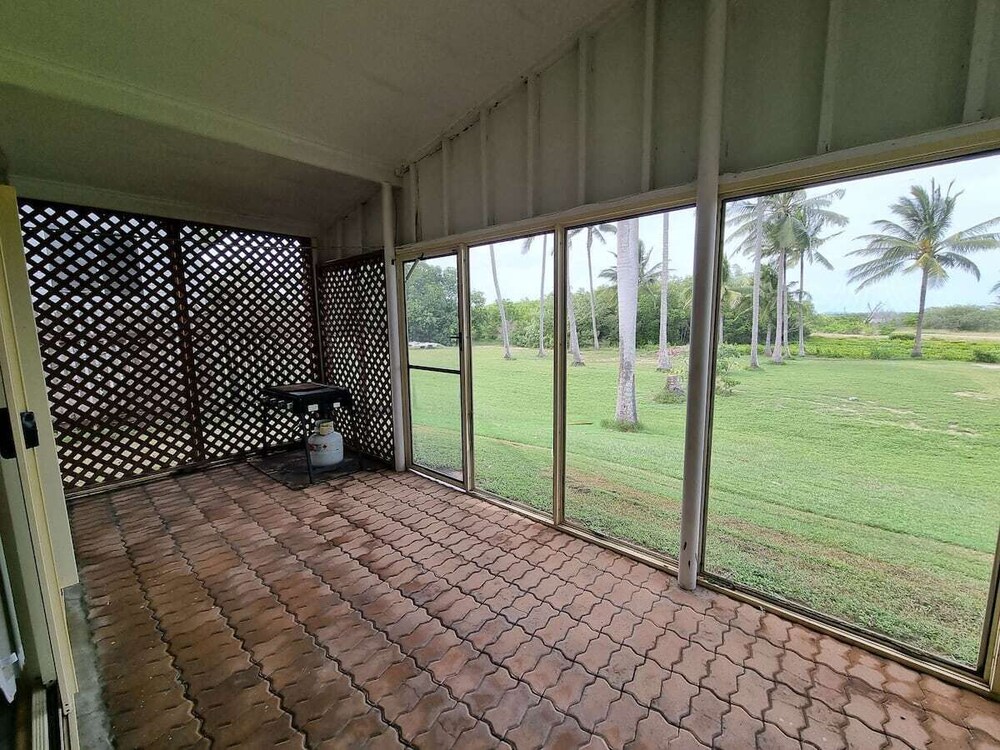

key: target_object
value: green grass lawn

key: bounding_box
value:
[407,344,1000,667]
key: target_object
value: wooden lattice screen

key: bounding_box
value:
[316,252,395,464]
[19,199,318,491]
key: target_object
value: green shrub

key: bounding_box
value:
[888,332,916,341]
[869,346,893,360]
[806,335,997,362]
[971,348,1000,364]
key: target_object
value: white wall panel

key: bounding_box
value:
[588,2,645,202]
[386,0,1000,247]
[832,0,975,150]
[721,0,827,173]
[490,85,529,225]
[539,50,579,214]
[417,149,444,240]
[449,123,483,234]
[985,1,1000,118]
[653,0,703,189]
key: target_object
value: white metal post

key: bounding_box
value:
[679,0,727,591]
[381,182,406,471]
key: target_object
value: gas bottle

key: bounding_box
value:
[307,420,343,467]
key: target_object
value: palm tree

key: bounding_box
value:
[726,198,766,367]
[568,223,616,349]
[600,239,660,289]
[849,180,1000,357]
[487,244,512,359]
[657,213,671,370]
[993,280,1000,303]
[615,218,640,426]
[567,268,585,366]
[761,189,846,363]
[791,205,843,356]
[522,234,550,357]
[717,257,745,345]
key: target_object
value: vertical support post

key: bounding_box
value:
[381,182,406,471]
[309,240,325,383]
[679,0,727,591]
[576,36,590,206]
[965,0,998,123]
[526,75,540,218]
[640,0,657,192]
[816,0,842,153]
[457,243,475,492]
[552,225,567,525]
[408,163,419,243]
[442,139,452,236]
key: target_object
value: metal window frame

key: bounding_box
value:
[393,119,1000,698]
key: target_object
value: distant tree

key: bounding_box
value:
[569,223,617,349]
[790,204,844,355]
[657,213,672,370]
[992,280,1000,303]
[522,234,550,357]
[761,190,846,363]
[726,198,766,367]
[600,239,660,290]
[849,180,1000,357]
[486,244,512,359]
[404,261,458,344]
[615,219,640,427]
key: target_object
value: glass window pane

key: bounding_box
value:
[404,255,460,370]
[564,209,696,558]
[408,368,462,480]
[468,233,553,515]
[706,154,1000,668]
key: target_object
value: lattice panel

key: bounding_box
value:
[317,253,394,464]
[180,224,319,459]
[19,201,198,489]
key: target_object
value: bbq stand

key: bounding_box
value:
[261,382,353,484]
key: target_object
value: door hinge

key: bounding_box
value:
[0,409,39,459]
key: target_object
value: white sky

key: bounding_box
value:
[468,152,1000,314]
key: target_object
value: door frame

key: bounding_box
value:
[0,185,80,744]
[397,246,472,488]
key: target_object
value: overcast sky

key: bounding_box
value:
[468,152,1000,314]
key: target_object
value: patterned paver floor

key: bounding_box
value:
[69,464,1000,749]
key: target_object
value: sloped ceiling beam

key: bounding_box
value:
[0,48,401,186]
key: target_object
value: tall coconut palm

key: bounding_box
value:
[521,234,550,357]
[585,224,616,348]
[615,218,640,426]
[600,239,660,289]
[761,189,846,363]
[726,198,766,367]
[657,212,671,370]
[849,180,1000,357]
[790,208,842,356]
[567,268,585,366]
[487,244,512,359]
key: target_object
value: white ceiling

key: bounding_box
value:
[0,0,624,233]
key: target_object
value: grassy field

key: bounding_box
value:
[407,344,1000,666]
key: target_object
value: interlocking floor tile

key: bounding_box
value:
[69,465,999,749]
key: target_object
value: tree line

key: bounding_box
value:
[406,179,1000,429]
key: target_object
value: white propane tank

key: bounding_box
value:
[307,421,343,467]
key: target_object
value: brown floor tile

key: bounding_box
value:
[70,466,999,749]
